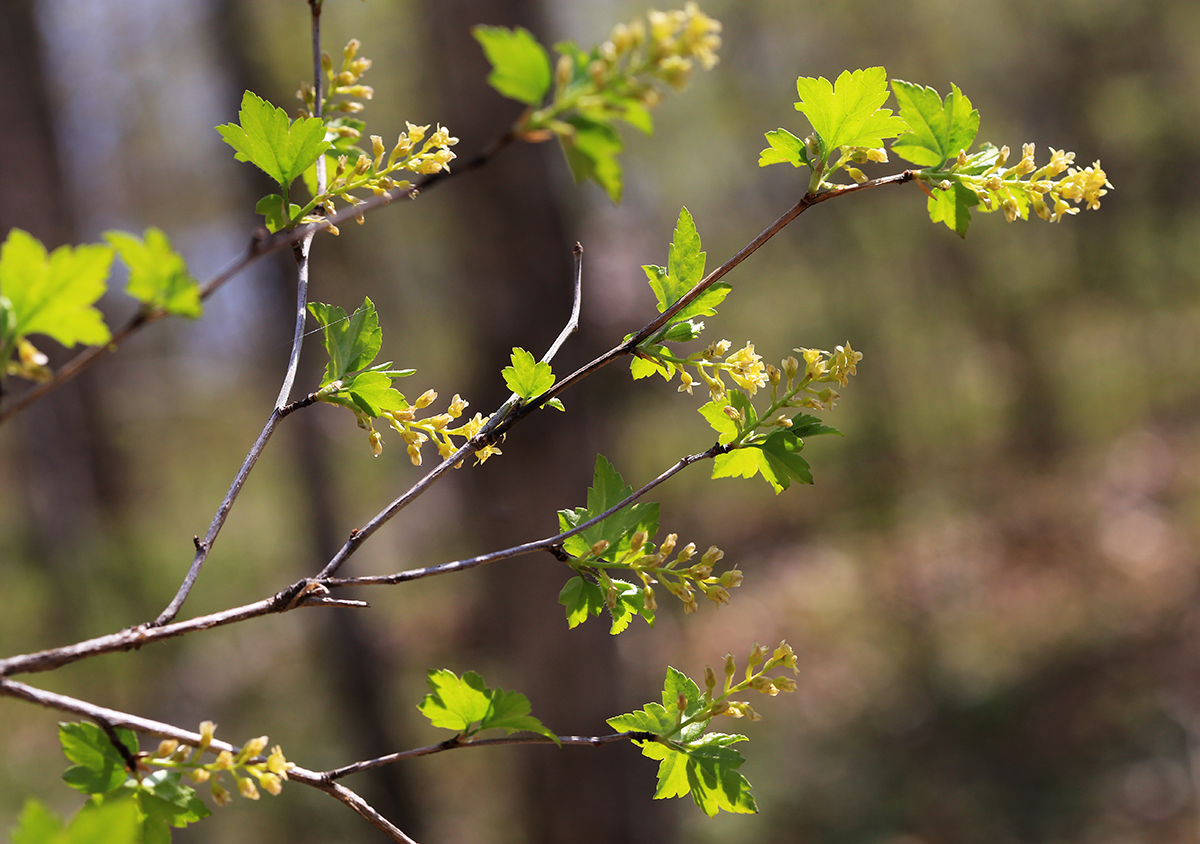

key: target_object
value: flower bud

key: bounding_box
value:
[259,772,283,796]
[211,779,232,806]
[704,665,717,694]
[589,539,611,557]
[238,776,260,800]
[747,642,767,670]
[321,51,334,74]
[343,38,361,63]
[155,739,179,759]
[414,389,437,409]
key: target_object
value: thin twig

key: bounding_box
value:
[0,676,420,844]
[324,444,722,587]
[0,132,518,427]
[317,241,586,579]
[491,172,915,438]
[324,731,637,781]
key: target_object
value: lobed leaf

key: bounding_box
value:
[104,228,201,319]
[418,669,557,743]
[473,26,553,106]
[308,297,383,384]
[793,67,907,156]
[927,181,980,237]
[559,115,624,203]
[0,229,112,351]
[217,90,331,188]
[758,127,808,168]
[59,722,137,795]
[890,80,980,168]
[501,347,554,400]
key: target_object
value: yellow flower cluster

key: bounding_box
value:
[144,722,293,808]
[583,530,742,615]
[371,391,501,467]
[956,142,1111,224]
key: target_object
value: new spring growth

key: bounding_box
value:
[936,142,1111,224]
[696,640,800,724]
[584,529,741,615]
[358,391,495,465]
[142,722,293,805]
[530,4,721,138]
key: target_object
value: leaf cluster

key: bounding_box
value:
[0,228,200,385]
[474,5,722,203]
[418,669,558,745]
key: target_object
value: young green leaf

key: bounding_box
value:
[928,180,980,237]
[59,722,137,795]
[0,229,113,351]
[104,228,202,319]
[793,67,907,156]
[890,80,980,168]
[756,431,813,492]
[418,669,557,744]
[557,455,660,561]
[473,26,553,106]
[640,734,757,816]
[758,127,809,169]
[558,575,606,628]
[13,797,141,844]
[559,115,624,203]
[501,347,554,400]
[308,298,383,384]
[711,448,763,482]
[217,90,331,188]
[478,687,560,744]
[698,400,739,444]
[418,669,493,732]
[255,194,304,234]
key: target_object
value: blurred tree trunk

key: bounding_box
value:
[421,1,673,842]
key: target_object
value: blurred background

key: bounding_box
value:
[2,0,1198,842]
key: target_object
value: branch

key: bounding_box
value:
[324,444,722,587]
[0,675,419,844]
[0,132,519,427]
[323,731,640,781]
[491,171,915,438]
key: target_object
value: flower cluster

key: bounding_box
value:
[290,40,459,232]
[945,143,1111,223]
[297,38,374,118]
[301,121,460,233]
[669,340,862,414]
[582,530,742,614]
[369,390,500,466]
[143,721,292,806]
[689,641,799,724]
[527,4,721,138]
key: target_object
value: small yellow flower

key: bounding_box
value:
[724,342,768,395]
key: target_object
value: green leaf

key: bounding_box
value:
[501,347,554,400]
[788,413,843,438]
[338,370,407,416]
[255,194,303,234]
[557,455,659,561]
[104,229,201,319]
[30,797,141,844]
[607,702,676,736]
[418,669,492,732]
[607,579,654,634]
[630,353,672,381]
[418,669,556,743]
[890,80,980,168]
[758,127,809,168]
[793,67,907,156]
[756,431,812,493]
[711,448,764,481]
[10,800,63,844]
[558,575,606,628]
[559,115,624,203]
[59,722,136,795]
[472,26,553,106]
[927,180,980,237]
[698,400,739,444]
[217,90,331,188]
[0,229,112,350]
[480,688,560,745]
[308,297,382,384]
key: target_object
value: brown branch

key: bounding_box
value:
[0,676,419,844]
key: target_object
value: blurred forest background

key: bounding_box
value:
[2,0,1198,843]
